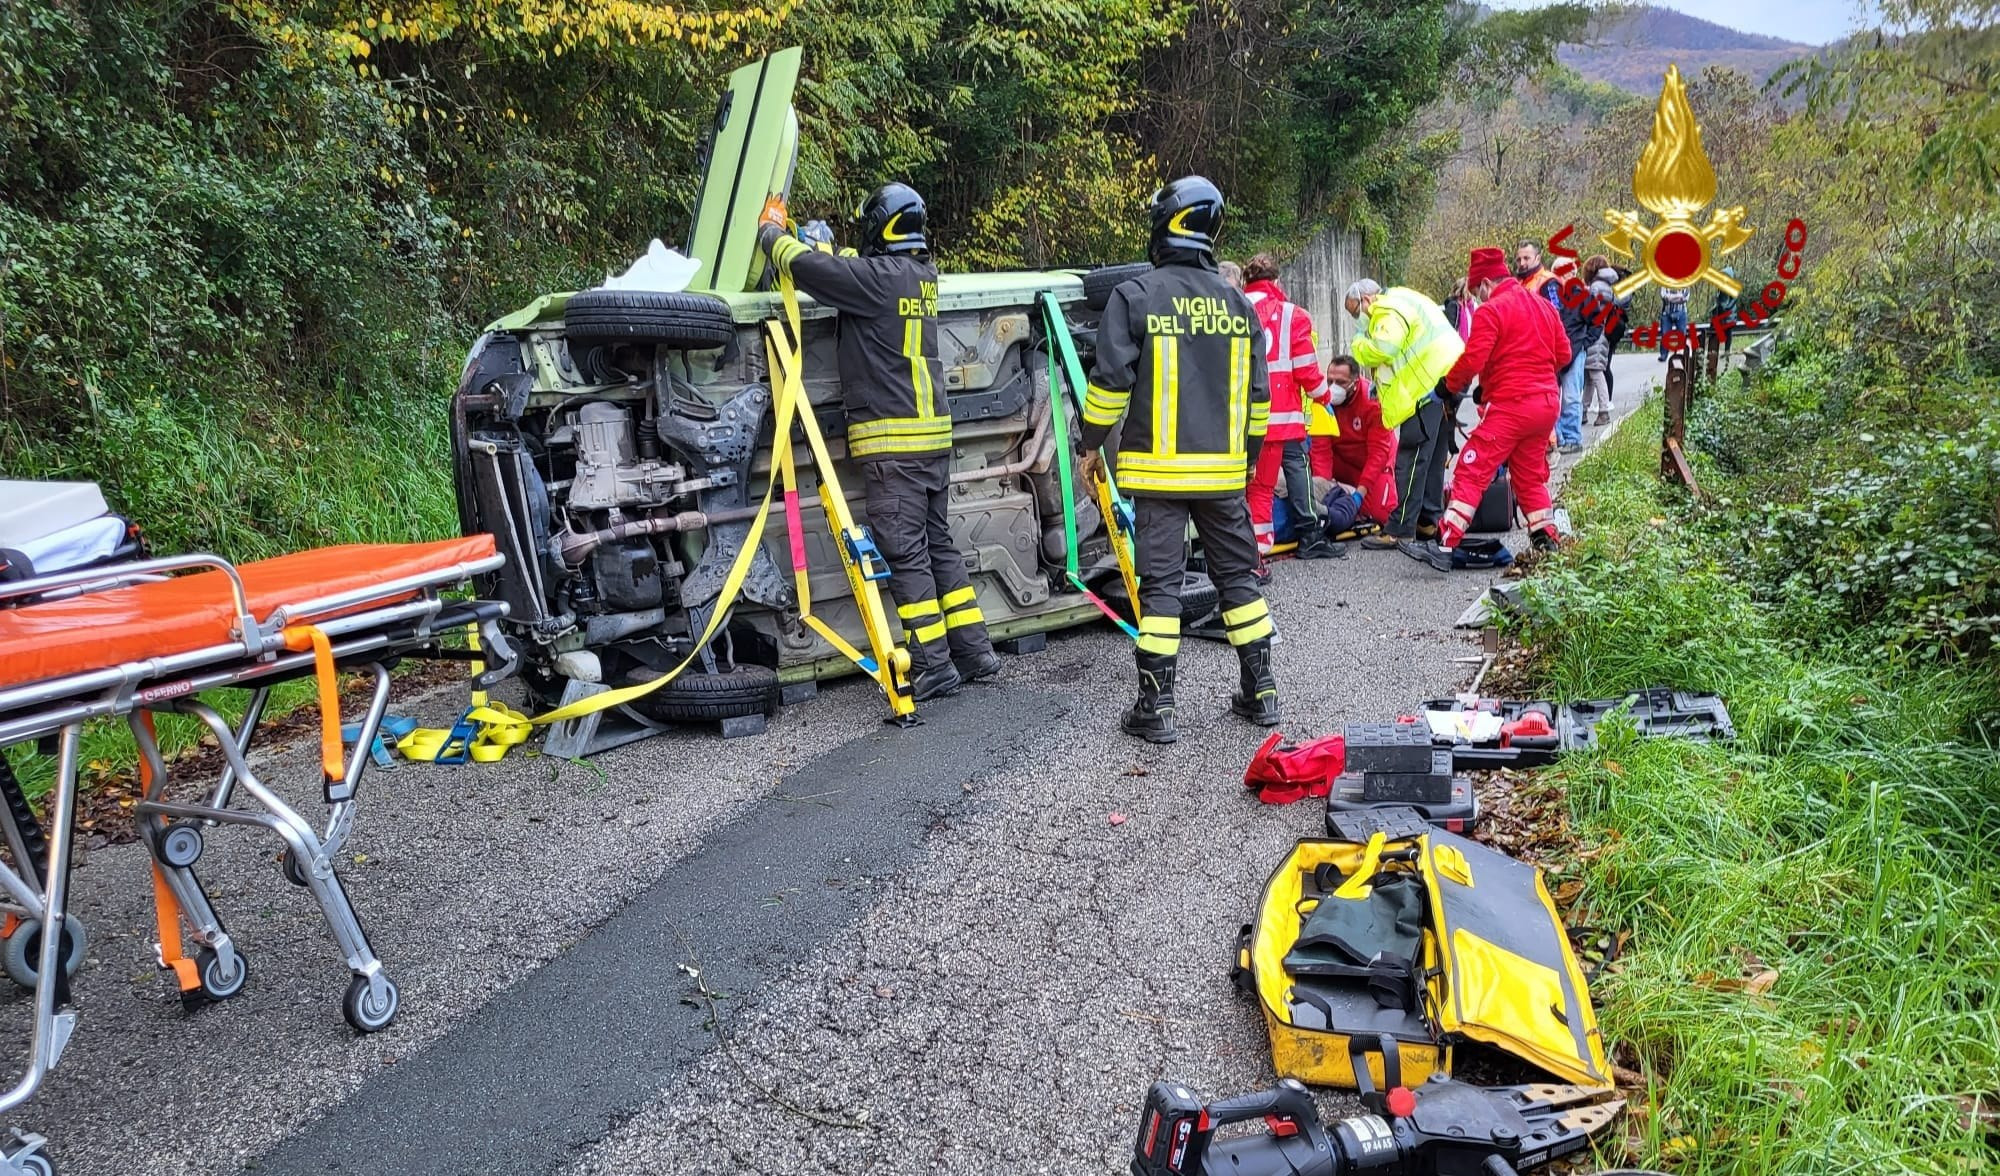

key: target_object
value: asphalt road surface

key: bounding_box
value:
[4,356,1659,1176]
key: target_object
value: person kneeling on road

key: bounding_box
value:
[1309,357,1398,542]
[1403,247,1571,571]
[1078,176,1280,745]
[759,185,1000,701]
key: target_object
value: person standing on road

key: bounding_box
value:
[1584,267,1617,426]
[1078,176,1279,744]
[1241,253,1337,559]
[1600,266,1632,404]
[759,184,1001,702]
[1709,267,1740,355]
[1341,278,1465,549]
[1658,283,1690,361]
[1404,247,1571,571]
[1310,356,1399,541]
[1513,240,1591,454]
[1404,276,1478,542]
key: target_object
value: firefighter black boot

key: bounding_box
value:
[1121,651,1179,744]
[953,648,1002,683]
[908,641,963,703]
[1229,636,1282,726]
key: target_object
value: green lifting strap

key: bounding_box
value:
[1039,291,1139,640]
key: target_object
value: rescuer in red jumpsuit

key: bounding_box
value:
[1308,357,1399,540]
[1241,254,1337,558]
[1403,247,1571,570]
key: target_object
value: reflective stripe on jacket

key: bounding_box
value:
[1080,261,1272,498]
[772,234,952,460]
[1350,286,1465,430]
[1245,279,1326,442]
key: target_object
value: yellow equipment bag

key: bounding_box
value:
[1233,828,1610,1092]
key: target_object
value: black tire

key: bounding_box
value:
[626,664,782,723]
[563,290,735,351]
[1180,571,1220,623]
[1082,263,1151,311]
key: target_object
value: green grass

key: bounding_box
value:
[3,383,461,801]
[3,679,325,801]
[1517,400,2000,1174]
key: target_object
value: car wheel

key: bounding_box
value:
[625,664,782,723]
[563,290,736,351]
[1082,263,1152,311]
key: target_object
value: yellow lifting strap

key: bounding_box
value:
[399,269,916,760]
[764,270,915,717]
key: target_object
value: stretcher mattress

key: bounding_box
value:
[0,536,497,689]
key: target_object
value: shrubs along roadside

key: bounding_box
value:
[1515,378,2000,1174]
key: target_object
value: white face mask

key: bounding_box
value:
[1327,383,1353,406]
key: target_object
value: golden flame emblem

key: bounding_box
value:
[1602,65,1752,299]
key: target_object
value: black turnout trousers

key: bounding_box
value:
[1133,495,1263,623]
[860,453,992,670]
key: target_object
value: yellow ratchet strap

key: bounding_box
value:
[398,259,918,756]
[767,269,915,718]
[396,702,534,764]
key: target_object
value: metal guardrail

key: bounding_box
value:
[1660,322,1773,495]
[1661,350,1700,494]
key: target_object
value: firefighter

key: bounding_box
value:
[1404,247,1571,570]
[1077,176,1278,744]
[1241,253,1338,559]
[758,185,1000,700]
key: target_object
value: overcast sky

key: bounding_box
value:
[1486,0,1883,46]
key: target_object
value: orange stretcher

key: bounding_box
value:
[0,535,512,1172]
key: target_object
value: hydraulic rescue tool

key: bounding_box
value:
[1132,1037,1623,1176]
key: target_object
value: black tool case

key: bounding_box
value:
[1328,723,1479,833]
[1418,688,1733,770]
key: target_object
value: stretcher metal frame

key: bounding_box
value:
[0,547,513,1171]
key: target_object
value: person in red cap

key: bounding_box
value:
[1402,246,1572,570]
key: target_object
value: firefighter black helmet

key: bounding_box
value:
[1148,176,1224,265]
[855,183,928,257]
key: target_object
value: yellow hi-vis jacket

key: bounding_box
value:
[1351,287,1465,429]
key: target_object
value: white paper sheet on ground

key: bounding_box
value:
[600,239,700,293]
[1425,709,1503,744]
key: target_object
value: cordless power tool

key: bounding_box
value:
[1132,1037,1624,1176]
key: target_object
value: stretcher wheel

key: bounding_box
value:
[562,290,735,351]
[0,1136,54,1176]
[344,973,400,1033]
[158,822,204,869]
[196,947,248,1002]
[278,849,310,887]
[1,917,87,991]
[1082,263,1152,311]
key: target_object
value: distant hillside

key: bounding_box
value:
[1559,4,1813,92]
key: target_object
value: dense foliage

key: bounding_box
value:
[0,0,1570,560]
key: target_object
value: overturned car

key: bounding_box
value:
[450,50,1202,739]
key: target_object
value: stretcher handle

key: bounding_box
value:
[0,552,255,639]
